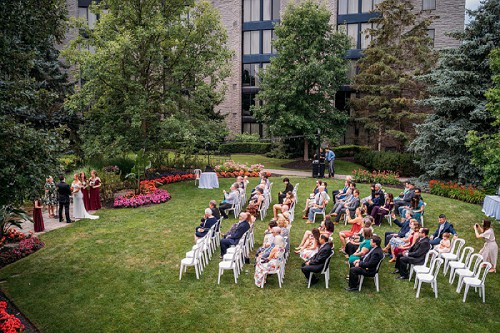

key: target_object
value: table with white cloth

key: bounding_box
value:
[482,195,500,220]
[198,172,219,189]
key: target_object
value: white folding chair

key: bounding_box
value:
[260,249,285,288]
[383,208,394,227]
[293,183,299,204]
[462,262,493,303]
[456,253,483,293]
[441,238,465,275]
[218,246,240,284]
[359,257,384,292]
[308,251,334,288]
[312,204,327,223]
[449,246,474,284]
[419,202,426,227]
[414,257,443,298]
[410,250,439,282]
[179,244,202,280]
[194,169,202,186]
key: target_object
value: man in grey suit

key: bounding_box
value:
[334,189,360,222]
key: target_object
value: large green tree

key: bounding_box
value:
[409,0,500,182]
[0,0,70,205]
[253,0,350,160]
[63,0,232,159]
[466,48,500,187]
[351,0,436,152]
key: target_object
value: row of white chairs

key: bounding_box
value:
[218,227,255,284]
[410,238,494,302]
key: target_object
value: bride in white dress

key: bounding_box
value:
[72,174,99,220]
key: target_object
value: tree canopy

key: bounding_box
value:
[351,0,436,152]
[252,0,350,159]
[63,0,232,159]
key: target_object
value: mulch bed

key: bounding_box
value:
[0,290,39,333]
[280,159,313,170]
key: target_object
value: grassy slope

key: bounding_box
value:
[0,178,498,333]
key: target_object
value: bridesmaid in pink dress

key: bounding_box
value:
[79,172,91,211]
[33,198,45,232]
[89,170,102,211]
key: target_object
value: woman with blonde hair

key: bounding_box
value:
[254,235,285,287]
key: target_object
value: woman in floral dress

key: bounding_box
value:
[255,236,285,287]
[43,176,57,218]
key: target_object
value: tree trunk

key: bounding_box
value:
[377,128,382,152]
[303,138,309,161]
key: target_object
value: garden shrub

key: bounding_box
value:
[219,142,271,154]
[58,154,81,172]
[333,145,370,157]
[233,133,261,142]
[354,151,421,176]
[429,180,486,204]
[0,237,44,268]
[352,169,400,185]
[265,141,291,159]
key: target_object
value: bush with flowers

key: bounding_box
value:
[0,236,45,268]
[352,169,400,185]
[214,161,264,173]
[0,301,24,333]
[429,180,486,204]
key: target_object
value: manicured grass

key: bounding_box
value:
[0,178,498,332]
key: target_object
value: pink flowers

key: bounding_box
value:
[113,189,171,208]
[214,160,264,173]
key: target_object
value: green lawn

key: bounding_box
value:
[230,154,364,175]
[0,178,498,332]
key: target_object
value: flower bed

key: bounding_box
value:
[0,301,24,333]
[113,189,171,208]
[216,171,270,178]
[0,237,45,268]
[352,169,400,185]
[214,160,264,173]
[429,180,485,204]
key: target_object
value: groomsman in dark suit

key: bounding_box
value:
[394,228,431,279]
[56,175,72,223]
[346,235,384,291]
[301,235,333,284]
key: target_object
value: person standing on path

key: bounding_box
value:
[325,148,335,179]
[56,175,72,223]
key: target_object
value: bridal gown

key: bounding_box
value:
[72,183,99,220]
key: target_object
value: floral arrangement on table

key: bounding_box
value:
[429,180,485,204]
[0,301,24,333]
[0,236,45,268]
[352,169,400,185]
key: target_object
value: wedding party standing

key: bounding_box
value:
[89,170,102,211]
[56,175,72,223]
[43,176,57,218]
[33,198,45,232]
[72,174,99,220]
[79,172,91,211]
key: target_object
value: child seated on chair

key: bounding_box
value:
[436,232,451,253]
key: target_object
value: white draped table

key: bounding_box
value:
[482,195,500,220]
[198,172,219,189]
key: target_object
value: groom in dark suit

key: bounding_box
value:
[56,175,72,223]
[346,235,384,291]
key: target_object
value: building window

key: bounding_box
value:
[78,6,97,29]
[243,64,260,86]
[340,0,383,14]
[360,23,372,49]
[346,24,359,49]
[427,29,435,47]
[262,30,273,54]
[361,0,373,13]
[243,31,260,55]
[245,0,280,22]
[244,0,260,22]
[423,0,436,10]
[242,92,258,116]
[272,0,280,20]
[242,122,262,135]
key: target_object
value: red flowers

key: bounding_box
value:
[0,301,24,333]
[429,180,485,204]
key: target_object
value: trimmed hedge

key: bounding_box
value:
[333,145,371,157]
[219,142,271,154]
[354,151,421,176]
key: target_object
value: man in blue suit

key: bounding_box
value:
[430,214,458,246]
[220,212,250,258]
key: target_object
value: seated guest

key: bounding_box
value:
[248,187,265,210]
[348,228,373,265]
[220,212,250,257]
[243,176,249,189]
[339,207,364,253]
[384,211,413,247]
[278,178,294,204]
[399,194,423,220]
[245,206,258,224]
[254,235,285,287]
[312,180,323,195]
[395,182,411,202]
[394,228,431,279]
[386,220,420,262]
[436,232,452,254]
[330,182,356,213]
[323,182,329,194]
[362,184,385,214]
[236,176,245,190]
[430,214,458,246]
[302,193,316,219]
[394,182,415,216]
[209,200,220,220]
[277,215,290,238]
[345,219,374,257]
[301,234,333,285]
[332,180,351,204]
[371,193,394,226]
[306,185,329,224]
[260,171,270,189]
[296,219,334,251]
[219,183,240,219]
[195,208,218,240]
[297,228,321,261]
[346,235,384,291]
[333,189,360,223]
[272,191,295,220]
[255,226,281,261]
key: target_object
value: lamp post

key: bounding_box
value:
[205,142,211,171]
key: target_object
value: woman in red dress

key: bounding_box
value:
[33,198,45,232]
[79,172,91,211]
[89,170,102,210]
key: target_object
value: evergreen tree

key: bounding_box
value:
[63,0,232,158]
[409,0,500,182]
[252,0,350,160]
[351,0,436,152]
[466,48,500,187]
